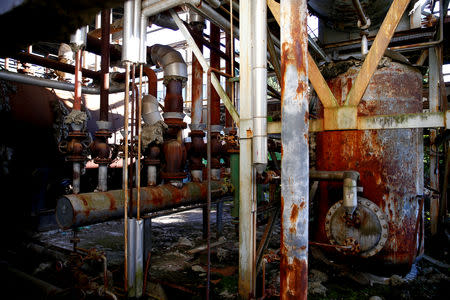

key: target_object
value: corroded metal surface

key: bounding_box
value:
[280,0,309,298]
[190,22,204,126]
[325,198,389,257]
[315,60,423,268]
[56,180,230,229]
[210,23,221,126]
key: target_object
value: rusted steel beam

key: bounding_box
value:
[345,0,411,107]
[280,0,309,299]
[267,0,338,108]
[308,53,338,108]
[55,181,230,229]
[269,111,450,133]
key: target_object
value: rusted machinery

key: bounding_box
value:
[314,58,424,270]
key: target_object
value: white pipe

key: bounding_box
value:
[98,165,108,192]
[127,218,136,297]
[238,0,256,296]
[123,0,139,63]
[139,13,147,64]
[147,165,157,186]
[73,162,81,194]
[135,219,144,298]
[252,0,267,174]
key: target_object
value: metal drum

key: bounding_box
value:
[314,59,424,270]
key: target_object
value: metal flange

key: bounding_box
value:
[325,197,389,258]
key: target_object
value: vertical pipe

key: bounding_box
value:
[252,0,267,174]
[129,66,136,215]
[239,0,255,297]
[100,9,111,122]
[127,218,136,297]
[137,65,143,220]
[225,32,233,128]
[123,62,131,293]
[147,165,157,186]
[98,165,108,192]
[210,24,221,126]
[191,22,204,126]
[230,152,240,218]
[429,46,440,235]
[73,50,82,111]
[280,0,309,299]
[73,162,81,194]
[206,71,212,300]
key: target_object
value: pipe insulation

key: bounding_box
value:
[149,44,188,85]
[123,0,140,63]
[252,0,267,174]
[56,180,230,229]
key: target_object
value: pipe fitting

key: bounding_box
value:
[343,171,360,214]
[149,44,188,86]
[142,94,162,125]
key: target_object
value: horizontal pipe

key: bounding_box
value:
[13,52,101,79]
[7,266,63,296]
[0,70,124,94]
[309,170,359,181]
[56,180,230,229]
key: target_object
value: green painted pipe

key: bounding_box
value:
[230,152,240,218]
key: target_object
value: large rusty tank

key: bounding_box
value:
[314,58,424,271]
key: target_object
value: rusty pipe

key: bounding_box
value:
[390,0,444,52]
[12,52,100,79]
[0,70,124,94]
[73,49,82,111]
[352,0,370,28]
[210,24,221,127]
[55,181,229,229]
[100,9,111,122]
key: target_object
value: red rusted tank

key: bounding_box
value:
[314,59,424,270]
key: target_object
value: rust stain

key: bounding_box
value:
[105,192,116,211]
[314,60,423,267]
[280,255,308,300]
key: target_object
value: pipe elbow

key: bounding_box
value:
[149,44,187,86]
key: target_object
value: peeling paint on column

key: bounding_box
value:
[280,0,309,299]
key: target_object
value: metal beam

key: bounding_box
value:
[169,9,240,127]
[345,0,411,107]
[280,0,309,299]
[267,0,338,108]
[268,111,450,133]
[308,53,338,108]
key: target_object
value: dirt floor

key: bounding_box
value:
[37,200,450,299]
